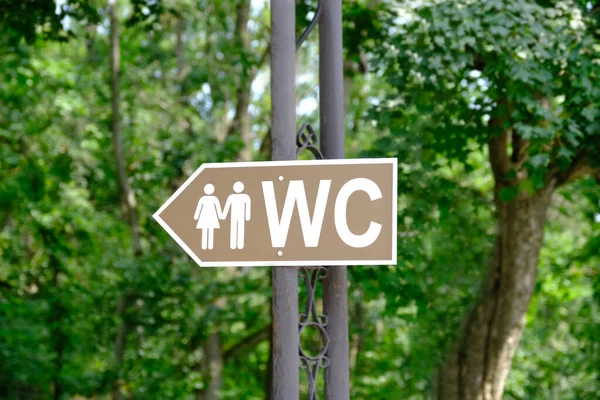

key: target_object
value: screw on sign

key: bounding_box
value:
[153,158,397,267]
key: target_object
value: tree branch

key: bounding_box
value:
[222,324,270,361]
[258,43,270,69]
[510,127,530,167]
[258,126,272,160]
[0,280,13,290]
[556,151,600,187]
[488,123,512,185]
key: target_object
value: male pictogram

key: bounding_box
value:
[222,181,251,249]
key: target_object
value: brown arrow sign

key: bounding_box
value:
[153,158,397,267]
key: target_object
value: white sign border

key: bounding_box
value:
[153,158,398,267]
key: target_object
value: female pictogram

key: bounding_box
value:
[193,184,222,250]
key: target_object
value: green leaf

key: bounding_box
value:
[518,179,535,195]
[530,153,550,168]
[499,186,518,202]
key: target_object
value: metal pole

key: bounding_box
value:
[270,0,299,399]
[319,0,350,399]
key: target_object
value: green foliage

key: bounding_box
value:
[377,0,600,188]
[0,0,100,45]
[1,0,599,399]
[0,2,272,397]
[364,0,600,397]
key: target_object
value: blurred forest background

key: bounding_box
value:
[1,0,599,399]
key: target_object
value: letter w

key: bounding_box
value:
[261,180,331,248]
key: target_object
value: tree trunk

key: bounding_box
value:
[436,184,555,400]
[176,17,185,76]
[109,1,142,398]
[228,0,253,161]
[349,295,365,375]
[203,331,223,400]
[109,0,141,255]
[49,254,64,400]
[265,269,274,400]
[112,295,128,400]
[226,2,270,161]
[265,331,273,400]
[231,84,252,161]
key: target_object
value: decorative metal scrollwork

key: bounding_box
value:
[299,266,329,400]
[296,123,324,160]
[296,122,327,399]
[296,0,322,51]
[296,2,325,397]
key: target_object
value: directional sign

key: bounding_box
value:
[153,158,397,267]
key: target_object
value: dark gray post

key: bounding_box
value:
[270,0,299,399]
[319,0,350,399]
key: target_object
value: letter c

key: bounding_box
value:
[334,178,383,248]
